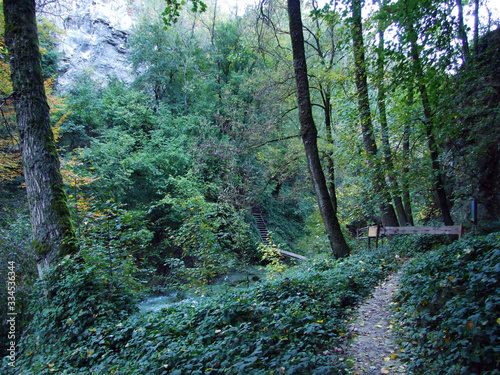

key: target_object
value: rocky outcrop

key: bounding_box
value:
[40,0,139,92]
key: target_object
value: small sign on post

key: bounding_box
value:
[368,225,380,249]
[471,199,478,224]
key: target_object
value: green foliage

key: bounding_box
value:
[258,194,314,255]
[3,254,137,373]
[75,200,152,291]
[394,234,500,374]
[389,232,448,257]
[163,175,254,286]
[0,215,37,357]
[5,2,500,372]
[258,236,287,278]
[5,246,402,374]
[37,18,61,80]
[298,204,334,254]
[162,0,207,26]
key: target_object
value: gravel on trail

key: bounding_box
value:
[344,270,408,375]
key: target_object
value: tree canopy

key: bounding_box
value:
[0,0,499,371]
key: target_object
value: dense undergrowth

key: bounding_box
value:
[2,246,401,374]
[394,233,500,374]
[4,233,499,374]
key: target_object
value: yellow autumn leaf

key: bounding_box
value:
[381,368,390,374]
[497,317,500,324]
[383,357,390,361]
[89,328,96,332]
[48,363,55,368]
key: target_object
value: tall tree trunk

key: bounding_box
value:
[402,90,414,225]
[456,0,470,63]
[287,0,349,258]
[310,13,338,212]
[351,0,399,227]
[473,0,479,55]
[376,17,408,226]
[407,22,454,226]
[321,87,338,212]
[4,0,78,278]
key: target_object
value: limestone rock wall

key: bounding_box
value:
[40,0,140,91]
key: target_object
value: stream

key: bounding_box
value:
[138,268,266,313]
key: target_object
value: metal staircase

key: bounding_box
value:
[252,206,271,244]
[251,206,306,260]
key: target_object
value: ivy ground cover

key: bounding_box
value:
[5,247,401,374]
[395,233,500,374]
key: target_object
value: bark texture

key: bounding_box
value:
[4,0,78,278]
[287,0,349,258]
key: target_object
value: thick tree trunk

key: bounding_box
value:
[407,23,454,226]
[376,24,408,226]
[351,0,399,227]
[287,0,349,258]
[4,0,78,278]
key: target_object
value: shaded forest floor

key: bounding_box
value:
[344,269,408,374]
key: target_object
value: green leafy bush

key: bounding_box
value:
[0,215,37,357]
[4,255,138,373]
[389,232,448,257]
[395,233,500,374]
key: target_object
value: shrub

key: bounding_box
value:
[0,215,37,358]
[394,233,500,374]
[389,233,448,257]
[3,254,138,373]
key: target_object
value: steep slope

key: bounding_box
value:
[40,0,139,91]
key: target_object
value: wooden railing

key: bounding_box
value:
[359,224,464,249]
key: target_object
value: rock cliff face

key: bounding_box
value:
[41,0,139,91]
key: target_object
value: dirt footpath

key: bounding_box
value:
[344,271,408,374]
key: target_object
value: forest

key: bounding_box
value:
[0,0,499,373]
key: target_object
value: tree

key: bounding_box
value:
[287,0,349,258]
[375,0,408,226]
[402,3,454,226]
[455,0,470,63]
[350,0,399,227]
[307,0,344,212]
[3,0,78,278]
[401,89,415,225]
